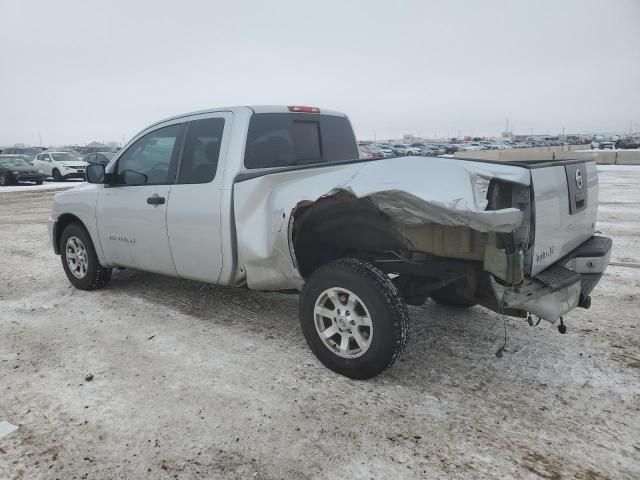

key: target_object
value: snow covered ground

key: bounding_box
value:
[576,148,640,152]
[0,179,84,193]
[597,164,640,172]
[0,167,638,479]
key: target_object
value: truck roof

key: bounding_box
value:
[146,105,347,132]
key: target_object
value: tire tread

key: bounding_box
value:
[300,258,409,378]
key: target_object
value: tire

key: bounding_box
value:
[299,258,409,379]
[0,173,13,186]
[52,169,64,181]
[36,180,43,185]
[60,223,111,290]
[430,283,477,308]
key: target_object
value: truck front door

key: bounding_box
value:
[96,123,184,275]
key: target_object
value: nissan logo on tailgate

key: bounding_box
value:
[575,169,583,189]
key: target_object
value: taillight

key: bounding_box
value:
[288,105,320,113]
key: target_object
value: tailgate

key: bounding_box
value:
[529,161,598,276]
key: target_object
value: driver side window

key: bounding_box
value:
[116,124,181,185]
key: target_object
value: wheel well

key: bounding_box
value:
[291,192,408,278]
[54,214,86,254]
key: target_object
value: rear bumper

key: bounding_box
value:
[492,236,612,322]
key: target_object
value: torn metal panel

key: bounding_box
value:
[233,157,531,290]
[366,190,523,233]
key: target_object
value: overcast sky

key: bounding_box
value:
[1,0,639,145]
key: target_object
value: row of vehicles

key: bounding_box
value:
[358,139,521,159]
[590,138,640,150]
[0,148,115,186]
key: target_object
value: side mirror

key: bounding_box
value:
[85,163,105,184]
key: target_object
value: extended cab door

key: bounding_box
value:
[96,123,184,275]
[166,112,232,283]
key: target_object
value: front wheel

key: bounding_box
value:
[0,173,13,186]
[299,258,409,379]
[52,169,64,181]
[60,223,112,290]
[36,180,43,185]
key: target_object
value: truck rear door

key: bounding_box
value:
[166,112,232,283]
[528,160,598,275]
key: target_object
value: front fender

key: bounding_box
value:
[50,184,107,265]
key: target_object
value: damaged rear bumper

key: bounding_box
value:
[491,236,612,322]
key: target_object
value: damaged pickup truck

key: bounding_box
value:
[49,105,612,378]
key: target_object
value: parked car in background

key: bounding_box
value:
[404,145,422,155]
[388,144,410,156]
[371,145,394,157]
[591,140,615,150]
[373,144,395,156]
[419,145,437,156]
[1,147,45,156]
[359,147,378,159]
[84,152,116,165]
[11,154,38,164]
[32,151,88,181]
[427,144,446,155]
[442,144,460,154]
[615,138,640,149]
[0,154,46,186]
[53,148,85,160]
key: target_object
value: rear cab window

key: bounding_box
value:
[177,117,225,184]
[244,113,358,169]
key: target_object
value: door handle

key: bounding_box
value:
[147,194,165,206]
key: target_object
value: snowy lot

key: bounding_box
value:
[0,167,639,479]
[0,179,84,193]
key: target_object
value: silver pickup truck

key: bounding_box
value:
[49,105,612,378]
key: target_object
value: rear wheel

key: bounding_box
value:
[299,258,409,379]
[52,169,64,181]
[60,223,111,290]
[36,180,43,185]
[0,173,13,186]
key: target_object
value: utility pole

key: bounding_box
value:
[38,132,42,147]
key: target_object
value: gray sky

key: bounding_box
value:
[1,0,639,145]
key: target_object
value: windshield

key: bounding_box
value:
[51,153,78,162]
[0,157,30,167]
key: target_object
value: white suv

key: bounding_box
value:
[32,152,88,181]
